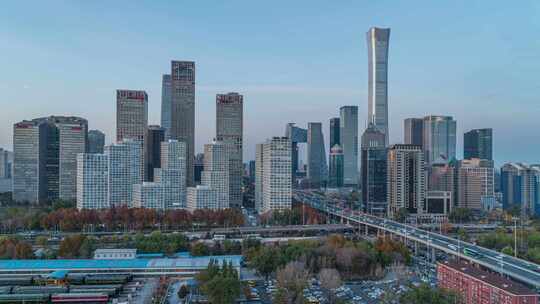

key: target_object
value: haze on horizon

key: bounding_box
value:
[0,1,539,166]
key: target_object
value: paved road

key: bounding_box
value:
[295,190,540,289]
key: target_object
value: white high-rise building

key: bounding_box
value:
[187,185,217,211]
[157,140,187,209]
[262,137,292,212]
[76,153,109,210]
[106,139,142,207]
[456,158,494,210]
[133,182,164,209]
[202,141,229,209]
[340,106,358,187]
[255,143,264,213]
[367,27,390,146]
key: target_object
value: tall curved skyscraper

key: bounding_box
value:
[367,27,390,146]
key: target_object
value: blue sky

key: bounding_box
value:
[1,1,539,165]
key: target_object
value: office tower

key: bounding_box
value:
[12,120,48,203]
[201,141,229,209]
[194,153,204,184]
[464,128,493,160]
[157,140,187,209]
[0,149,11,193]
[248,160,256,184]
[423,115,457,164]
[387,144,425,219]
[255,143,264,213]
[106,139,142,207]
[340,106,359,187]
[76,153,109,210]
[13,116,87,203]
[160,74,172,139]
[361,123,387,215]
[367,27,390,145]
[328,145,344,188]
[262,137,292,212]
[501,163,540,216]
[404,118,423,146]
[170,61,195,186]
[144,125,165,182]
[116,90,148,143]
[307,122,327,188]
[54,116,88,201]
[329,117,340,150]
[187,186,218,211]
[133,182,164,209]
[88,130,105,154]
[285,123,307,182]
[456,158,494,210]
[216,92,243,208]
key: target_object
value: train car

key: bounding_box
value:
[68,284,122,291]
[12,286,68,294]
[69,288,118,296]
[51,292,108,303]
[0,277,33,286]
[65,275,85,285]
[0,293,50,303]
[0,287,11,295]
[84,274,131,285]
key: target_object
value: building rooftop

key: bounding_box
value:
[0,255,242,272]
[439,260,537,296]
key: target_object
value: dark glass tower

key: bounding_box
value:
[329,117,340,150]
[464,128,492,160]
[361,123,387,215]
[144,125,165,181]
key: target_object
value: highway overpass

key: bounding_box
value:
[294,190,540,289]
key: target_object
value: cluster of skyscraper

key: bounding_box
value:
[10,61,252,212]
[7,27,538,220]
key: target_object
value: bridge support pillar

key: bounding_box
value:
[430,248,436,264]
[365,224,368,236]
[414,241,418,255]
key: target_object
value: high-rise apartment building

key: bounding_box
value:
[456,158,494,210]
[262,137,292,212]
[216,92,243,208]
[464,128,493,161]
[329,117,340,150]
[105,139,142,207]
[144,125,165,182]
[404,118,423,146]
[133,182,164,209]
[116,90,148,143]
[13,116,87,203]
[12,120,48,203]
[160,74,172,139]
[387,144,425,219]
[157,140,187,209]
[76,153,109,210]
[0,149,12,193]
[361,123,387,216]
[340,106,359,187]
[187,185,218,211]
[170,61,195,186]
[367,27,390,146]
[307,122,327,188]
[328,145,344,188]
[88,130,105,154]
[423,115,456,164]
[201,141,229,209]
[255,143,264,213]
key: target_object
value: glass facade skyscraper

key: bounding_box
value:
[367,27,390,146]
[464,128,492,161]
[423,115,457,164]
[307,122,327,188]
[361,123,387,216]
[340,106,358,187]
[329,117,340,150]
[328,144,344,188]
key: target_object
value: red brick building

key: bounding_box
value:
[437,260,538,304]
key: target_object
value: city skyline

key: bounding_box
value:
[1,2,540,165]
